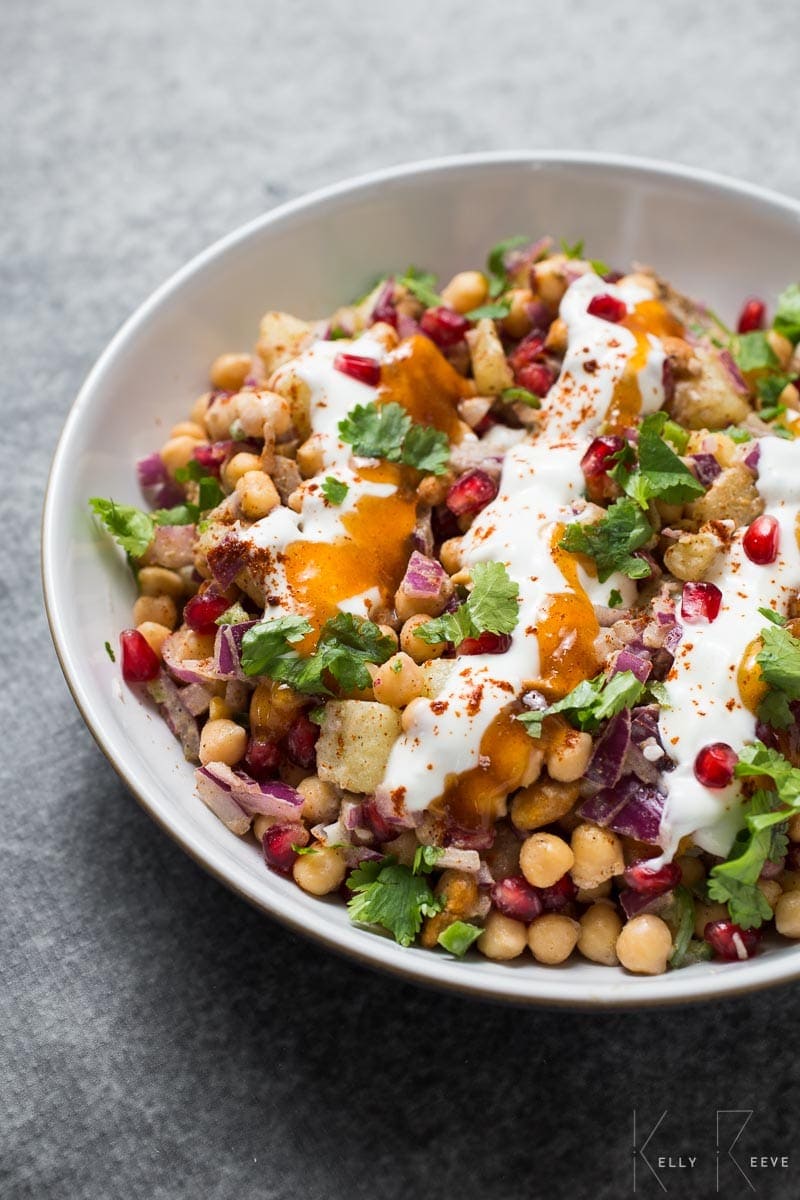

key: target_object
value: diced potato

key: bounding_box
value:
[669,347,752,429]
[316,701,402,793]
[257,311,314,376]
[465,318,514,395]
[663,523,727,581]
[686,464,763,528]
[420,659,455,698]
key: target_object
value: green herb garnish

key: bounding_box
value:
[338,401,449,475]
[321,476,349,505]
[486,235,530,298]
[558,498,653,583]
[773,283,800,344]
[501,386,541,409]
[438,921,483,957]
[417,561,519,647]
[609,412,705,508]
[397,267,441,310]
[240,612,395,695]
[517,670,646,739]
[347,854,443,946]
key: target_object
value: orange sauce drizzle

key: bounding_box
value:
[379,334,472,440]
[603,299,683,433]
[534,526,601,698]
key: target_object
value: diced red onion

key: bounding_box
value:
[161,629,223,685]
[689,453,722,487]
[195,767,251,835]
[411,514,434,557]
[435,847,482,874]
[224,679,250,711]
[179,681,214,716]
[612,648,652,683]
[585,709,631,789]
[397,551,451,611]
[744,442,761,472]
[141,524,196,569]
[718,349,750,395]
[214,621,258,680]
[147,672,200,761]
[578,775,666,846]
[341,798,366,832]
[199,762,303,819]
[207,535,247,590]
[619,888,675,920]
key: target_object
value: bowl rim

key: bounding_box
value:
[42,149,800,1008]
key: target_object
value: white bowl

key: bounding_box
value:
[43,151,800,1007]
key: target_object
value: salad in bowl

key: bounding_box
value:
[89,232,800,976]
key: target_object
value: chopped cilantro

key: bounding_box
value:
[417,561,519,647]
[734,331,779,373]
[308,705,325,726]
[589,258,611,277]
[397,267,441,310]
[240,611,395,695]
[215,600,250,626]
[328,326,350,340]
[438,921,483,957]
[757,607,787,627]
[292,844,319,855]
[560,238,584,259]
[89,498,154,558]
[321,476,349,505]
[661,419,690,453]
[486,235,530,297]
[412,845,444,874]
[517,669,645,738]
[104,640,116,663]
[501,386,541,409]
[347,855,442,946]
[609,412,705,509]
[774,283,800,344]
[338,401,449,475]
[720,425,753,444]
[756,374,792,409]
[559,498,653,583]
[608,589,623,609]
[667,886,696,969]
[465,301,511,320]
[756,623,800,728]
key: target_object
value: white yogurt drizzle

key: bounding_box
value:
[379,273,666,815]
[657,436,800,859]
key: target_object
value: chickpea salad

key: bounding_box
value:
[90,236,800,975]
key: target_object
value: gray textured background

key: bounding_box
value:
[6,1,800,1197]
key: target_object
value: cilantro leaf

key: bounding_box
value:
[558,498,653,583]
[321,476,349,505]
[465,301,511,320]
[609,412,705,508]
[734,331,779,373]
[347,856,442,946]
[774,283,800,344]
[721,425,753,444]
[412,845,445,874]
[667,886,696,969]
[104,640,116,662]
[608,588,623,609]
[560,238,584,259]
[735,740,800,806]
[501,386,541,409]
[589,258,611,277]
[517,670,645,738]
[758,607,787,627]
[397,267,441,310]
[707,790,781,928]
[486,235,530,297]
[338,401,449,475]
[89,498,155,558]
[756,623,800,727]
[756,374,792,410]
[151,504,196,526]
[240,612,395,695]
[418,561,519,647]
[438,921,483,957]
[240,615,312,677]
[215,600,250,626]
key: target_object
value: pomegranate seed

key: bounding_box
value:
[704,919,761,961]
[119,629,160,683]
[587,293,627,323]
[491,876,543,922]
[245,736,282,780]
[580,435,625,478]
[459,631,512,655]
[420,306,470,348]
[371,282,398,328]
[509,333,546,373]
[445,469,498,516]
[737,298,766,334]
[680,581,722,625]
[743,515,779,565]
[193,442,229,476]
[623,860,682,896]
[516,362,555,397]
[333,353,381,386]
[694,743,738,789]
[285,711,319,769]
[184,592,231,635]
[262,823,306,873]
[539,875,577,911]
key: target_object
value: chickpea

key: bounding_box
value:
[545,727,593,783]
[132,594,177,630]
[292,845,347,895]
[180,629,216,660]
[775,891,800,937]
[576,879,612,903]
[780,382,800,412]
[210,352,252,392]
[440,270,488,314]
[757,879,782,910]
[483,823,522,880]
[297,775,340,826]
[779,870,800,894]
[296,438,325,478]
[160,434,204,477]
[675,854,705,888]
[476,911,527,961]
[502,288,534,339]
[544,317,567,353]
[252,813,278,841]
[235,470,280,521]
[199,718,247,766]
[377,624,399,651]
[138,566,184,599]
[190,392,212,429]
[511,776,577,832]
[170,420,206,441]
[766,329,794,370]
[616,914,673,975]
[416,473,452,506]
[208,697,232,722]
[519,832,574,889]
[371,653,425,708]
[400,614,444,663]
[205,392,243,441]
[439,537,464,575]
[570,823,625,890]
[788,813,800,843]
[528,914,580,964]
[577,901,622,966]
[693,899,728,939]
[222,452,263,490]
[136,621,172,658]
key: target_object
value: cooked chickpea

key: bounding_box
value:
[210,352,252,392]
[208,697,232,722]
[235,470,280,520]
[780,382,800,412]
[136,621,172,658]
[297,775,340,825]
[570,823,625,890]
[400,614,444,663]
[502,288,534,339]
[416,473,452,505]
[510,777,577,832]
[137,566,185,599]
[252,813,278,841]
[528,914,580,964]
[693,899,728,938]
[190,392,212,428]
[577,901,622,966]
[132,594,177,630]
[766,329,793,369]
[476,911,527,961]
[440,270,488,314]
[616,914,673,975]
[544,317,567,353]
[757,879,782,910]
[675,854,705,888]
[545,727,593,783]
[371,653,425,708]
[180,629,216,660]
[779,869,800,894]
[576,879,613,903]
[198,718,247,766]
[788,813,800,843]
[296,439,325,478]
[160,434,204,477]
[292,845,347,895]
[170,420,206,440]
[775,890,800,937]
[222,451,263,489]
[483,823,521,879]
[377,624,399,650]
[519,832,574,889]
[439,537,464,575]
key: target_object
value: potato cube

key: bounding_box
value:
[316,701,402,794]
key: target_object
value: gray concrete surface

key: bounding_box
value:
[4,1,800,1196]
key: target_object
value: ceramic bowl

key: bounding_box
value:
[43,152,800,1006]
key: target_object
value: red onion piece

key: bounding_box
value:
[689,453,722,487]
[744,442,761,472]
[199,762,303,819]
[214,621,258,680]
[397,551,451,613]
[585,709,631,789]
[179,682,214,716]
[612,648,652,683]
[578,775,666,846]
[161,629,223,685]
[147,672,200,761]
[718,349,750,395]
[195,767,251,834]
[141,524,196,569]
